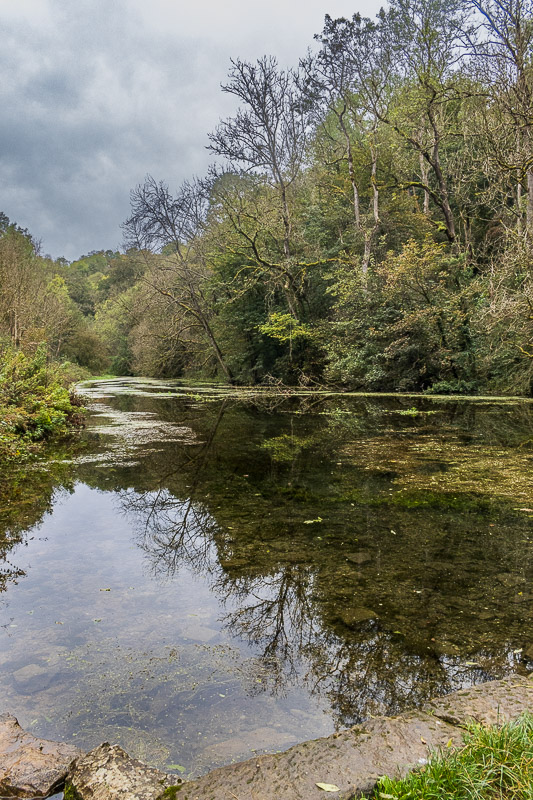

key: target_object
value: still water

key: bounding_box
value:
[0,379,532,777]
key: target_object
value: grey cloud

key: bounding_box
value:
[1,0,381,260]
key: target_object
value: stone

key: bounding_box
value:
[345,551,372,565]
[163,712,462,800]
[67,743,173,800]
[338,607,379,626]
[0,712,81,798]
[425,674,533,727]
[12,663,58,694]
[200,726,296,763]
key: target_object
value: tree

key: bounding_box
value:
[308,14,387,274]
[469,0,533,238]
[208,56,310,262]
[123,176,234,382]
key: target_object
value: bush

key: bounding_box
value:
[0,345,85,462]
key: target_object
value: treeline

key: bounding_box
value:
[1,0,532,395]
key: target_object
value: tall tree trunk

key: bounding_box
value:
[202,317,234,384]
[527,169,533,239]
[362,231,372,276]
[339,110,360,230]
[419,152,430,215]
[517,178,523,237]
[371,138,379,224]
[280,182,291,258]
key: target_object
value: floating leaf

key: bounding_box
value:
[168,764,186,773]
[316,783,340,792]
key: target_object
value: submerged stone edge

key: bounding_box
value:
[2,674,532,800]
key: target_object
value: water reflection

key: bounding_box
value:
[0,379,532,773]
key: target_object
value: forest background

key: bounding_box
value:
[1,0,532,400]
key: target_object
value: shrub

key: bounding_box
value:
[0,345,85,462]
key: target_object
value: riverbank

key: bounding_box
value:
[1,674,532,799]
[0,347,85,466]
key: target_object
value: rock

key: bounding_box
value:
[425,674,533,727]
[12,663,58,694]
[338,607,379,626]
[200,726,296,764]
[0,712,81,798]
[345,551,372,565]
[163,712,462,800]
[67,743,173,800]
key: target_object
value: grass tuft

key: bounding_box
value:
[368,713,533,799]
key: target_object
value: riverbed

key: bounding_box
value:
[0,379,532,779]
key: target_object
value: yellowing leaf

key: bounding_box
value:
[316,783,340,792]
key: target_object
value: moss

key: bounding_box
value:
[158,785,184,799]
[64,782,83,800]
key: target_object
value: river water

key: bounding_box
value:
[0,379,532,777]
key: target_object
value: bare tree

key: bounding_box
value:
[123,176,234,383]
[208,56,310,266]
[307,14,388,275]
[327,1,472,244]
[468,0,533,238]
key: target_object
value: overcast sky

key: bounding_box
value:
[1,0,383,261]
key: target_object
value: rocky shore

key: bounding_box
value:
[1,674,532,800]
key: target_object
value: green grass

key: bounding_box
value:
[368,714,533,799]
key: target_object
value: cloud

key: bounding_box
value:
[0,0,382,260]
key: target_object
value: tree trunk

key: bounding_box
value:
[202,318,234,384]
[371,139,379,224]
[279,181,291,258]
[527,169,533,239]
[419,152,430,215]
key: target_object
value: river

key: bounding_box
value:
[0,378,532,778]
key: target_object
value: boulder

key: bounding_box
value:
[0,712,81,798]
[66,743,173,800]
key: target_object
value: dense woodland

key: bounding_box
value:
[1,0,533,395]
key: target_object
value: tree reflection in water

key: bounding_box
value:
[117,478,510,729]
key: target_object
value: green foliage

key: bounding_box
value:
[258,312,316,344]
[369,713,533,799]
[2,0,533,394]
[0,345,84,462]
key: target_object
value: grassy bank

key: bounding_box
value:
[0,346,85,464]
[368,714,533,799]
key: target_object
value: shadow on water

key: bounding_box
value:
[0,378,532,776]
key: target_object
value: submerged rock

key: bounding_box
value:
[66,743,173,800]
[12,663,59,694]
[0,712,80,798]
